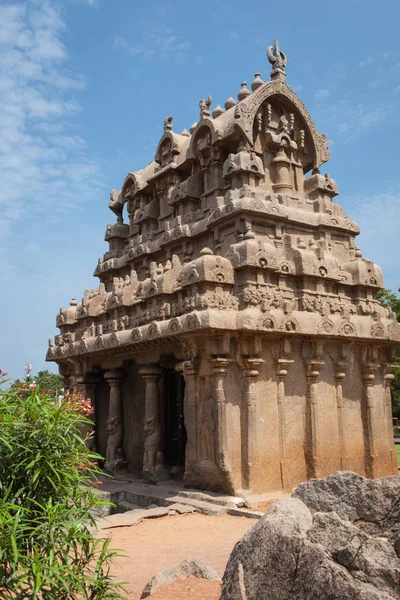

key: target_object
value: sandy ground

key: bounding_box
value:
[101,513,254,599]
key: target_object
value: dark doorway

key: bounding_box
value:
[164,370,186,467]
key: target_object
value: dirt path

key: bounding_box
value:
[101,513,254,599]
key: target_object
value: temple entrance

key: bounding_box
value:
[163,370,186,467]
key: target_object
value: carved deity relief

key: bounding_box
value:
[253,99,313,192]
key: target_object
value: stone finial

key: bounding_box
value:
[237,81,251,102]
[70,298,78,306]
[199,96,212,117]
[267,39,287,81]
[163,115,173,132]
[180,128,190,137]
[212,105,224,119]
[224,97,237,110]
[251,73,264,91]
[190,121,198,134]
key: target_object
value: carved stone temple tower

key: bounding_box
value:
[47,40,400,496]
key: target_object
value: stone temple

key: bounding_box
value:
[47,40,400,496]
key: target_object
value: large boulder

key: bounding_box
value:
[221,472,400,600]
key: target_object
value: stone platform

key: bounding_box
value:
[91,476,288,526]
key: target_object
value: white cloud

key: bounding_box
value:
[316,97,388,142]
[114,25,190,64]
[0,0,103,273]
[359,56,375,67]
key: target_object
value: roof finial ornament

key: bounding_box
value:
[163,115,173,132]
[267,39,287,82]
[199,95,212,118]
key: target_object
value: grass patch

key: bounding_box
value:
[396,443,400,467]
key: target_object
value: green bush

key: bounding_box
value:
[0,371,126,599]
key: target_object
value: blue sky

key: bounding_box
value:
[1,0,400,380]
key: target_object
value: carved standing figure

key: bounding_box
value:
[106,415,123,470]
[143,416,163,470]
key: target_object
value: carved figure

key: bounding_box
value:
[199,95,212,116]
[106,416,123,470]
[143,417,163,470]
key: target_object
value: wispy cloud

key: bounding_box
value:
[315,88,329,101]
[114,26,190,64]
[343,187,400,290]
[0,1,102,277]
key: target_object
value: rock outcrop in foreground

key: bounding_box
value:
[221,471,400,599]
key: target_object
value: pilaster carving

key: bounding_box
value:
[210,357,234,493]
[361,347,380,478]
[382,355,398,473]
[241,356,264,491]
[104,369,125,474]
[182,358,200,483]
[139,365,165,483]
[305,342,324,478]
[276,339,294,490]
[334,344,351,470]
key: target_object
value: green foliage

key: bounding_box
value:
[376,288,400,322]
[9,370,64,400]
[0,381,126,600]
[376,288,400,418]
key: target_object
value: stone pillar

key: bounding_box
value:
[104,369,125,474]
[139,365,165,483]
[276,348,294,491]
[305,345,324,478]
[210,358,234,493]
[334,361,348,470]
[242,358,264,491]
[361,361,379,478]
[182,359,200,486]
[84,376,98,452]
[76,375,98,452]
[383,363,398,473]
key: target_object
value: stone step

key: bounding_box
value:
[176,490,245,508]
[226,507,264,519]
[165,495,227,516]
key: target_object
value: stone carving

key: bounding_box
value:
[199,396,216,463]
[143,417,163,470]
[47,40,400,497]
[267,39,287,81]
[106,415,123,470]
[199,96,212,117]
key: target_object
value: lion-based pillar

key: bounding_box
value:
[104,369,125,474]
[76,375,99,452]
[139,365,166,484]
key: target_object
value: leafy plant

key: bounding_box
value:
[376,288,400,418]
[0,377,126,599]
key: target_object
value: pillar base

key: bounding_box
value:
[143,466,169,485]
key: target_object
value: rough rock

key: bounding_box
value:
[293,471,400,523]
[167,502,196,514]
[140,557,220,598]
[293,471,400,544]
[221,492,400,599]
